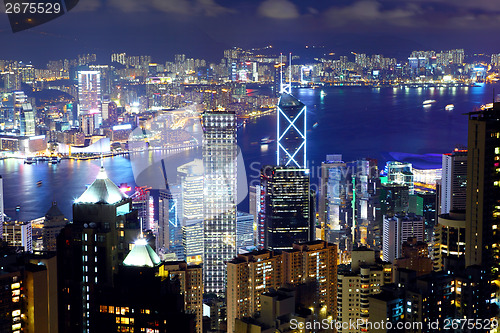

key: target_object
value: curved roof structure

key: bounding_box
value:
[122,239,161,267]
[74,167,128,205]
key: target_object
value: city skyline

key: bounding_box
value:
[2,0,500,64]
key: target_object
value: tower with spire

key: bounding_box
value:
[57,165,140,333]
[277,53,307,168]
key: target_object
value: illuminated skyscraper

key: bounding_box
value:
[202,109,237,295]
[0,175,3,239]
[77,70,101,117]
[465,103,500,315]
[259,166,314,250]
[277,93,307,168]
[57,166,140,333]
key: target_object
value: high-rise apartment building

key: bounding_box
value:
[383,214,424,263]
[337,248,392,333]
[465,103,500,316]
[227,241,337,333]
[163,261,203,333]
[202,109,237,295]
[42,201,68,251]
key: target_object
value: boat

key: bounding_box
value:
[15,205,21,212]
[422,100,436,105]
[36,180,43,186]
[49,156,60,164]
[24,157,35,164]
[261,137,275,145]
[313,122,319,128]
[320,90,327,97]
[445,104,454,111]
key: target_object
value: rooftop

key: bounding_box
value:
[122,239,161,267]
[74,167,128,205]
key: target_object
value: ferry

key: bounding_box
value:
[49,156,60,164]
[422,100,436,105]
[24,157,35,164]
[445,104,454,111]
[261,137,275,145]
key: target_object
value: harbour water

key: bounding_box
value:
[2,83,499,221]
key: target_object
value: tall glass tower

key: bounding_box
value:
[202,110,237,295]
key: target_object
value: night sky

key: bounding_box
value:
[1,0,500,64]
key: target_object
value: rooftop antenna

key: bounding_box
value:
[289,53,292,88]
[279,53,283,93]
[280,53,291,94]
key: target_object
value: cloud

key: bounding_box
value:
[107,0,148,12]
[196,0,235,16]
[324,1,421,27]
[258,0,300,19]
[72,0,101,12]
[106,0,233,16]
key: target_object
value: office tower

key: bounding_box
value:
[95,240,196,333]
[319,155,346,232]
[383,214,424,263]
[77,71,101,117]
[259,166,313,250]
[227,241,337,333]
[0,176,3,239]
[57,166,140,333]
[385,161,414,194]
[236,212,254,251]
[227,250,283,333]
[277,93,307,168]
[248,185,260,242]
[441,149,467,214]
[465,103,500,317]
[3,221,33,252]
[182,218,203,265]
[380,183,409,217]
[337,248,392,333]
[202,109,237,295]
[163,261,203,333]
[42,201,68,251]
[433,210,466,271]
[393,237,432,276]
[178,159,204,222]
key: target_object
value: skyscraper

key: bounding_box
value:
[441,149,467,214]
[202,109,237,295]
[0,175,3,239]
[465,102,500,315]
[57,166,140,333]
[277,93,307,168]
[259,166,314,250]
[77,71,101,117]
